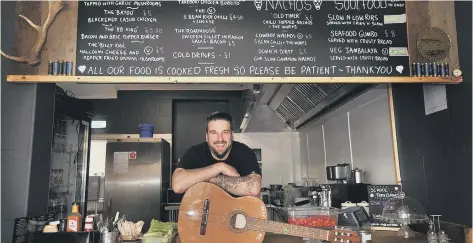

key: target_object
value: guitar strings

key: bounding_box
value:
[179,209,328,230]
[178,218,327,239]
[179,211,328,238]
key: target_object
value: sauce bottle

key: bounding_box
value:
[66,202,83,232]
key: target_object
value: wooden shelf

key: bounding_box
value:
[7,75,463,84]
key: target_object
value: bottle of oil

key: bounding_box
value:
[66,202,83,232]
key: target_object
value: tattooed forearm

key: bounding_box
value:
[172,164,222,194]
[209,174,261,196]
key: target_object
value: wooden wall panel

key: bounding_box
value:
[11,1,42,74]
[38,1,78,75]
[405,1,430,65]
[429,1,460,70]
[8,1,77,75]
[406,1,460,71]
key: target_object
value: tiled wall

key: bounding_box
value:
[298,84,398,185]
[234,132,301,187]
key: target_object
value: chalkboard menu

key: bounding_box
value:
[76,0,409,77]
[12,217,28,243]
[12,213,55,243]
[367,185,403,227]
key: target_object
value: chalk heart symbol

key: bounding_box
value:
[78,65,87,73]
[396,65,404,74]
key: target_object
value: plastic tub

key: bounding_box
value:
[139,124,154,138]
[141,231,177,243]
[141,236,173,243]
[286,207,339,229]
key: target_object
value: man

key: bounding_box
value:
[172,111,262,197]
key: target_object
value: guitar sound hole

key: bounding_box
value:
[229,210,248,233]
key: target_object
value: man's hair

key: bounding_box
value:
[206,111,233,132]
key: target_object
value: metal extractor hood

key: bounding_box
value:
[241,83,373,132]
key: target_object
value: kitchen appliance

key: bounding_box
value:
[47,92,93,219]
[268,184,284,206]
[309,187,320,206]
[284,184,302,207]
[319,186,332,207]
[337,206,370,227]
[351,168,366,184]
[299,178,317,197]
[309,186,331,207]
[321,184,369,208]
[86,176,101,215]
[270,184,283,191]
[326,163,351,183]
[104,139,171,232]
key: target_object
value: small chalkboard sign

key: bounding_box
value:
[12,217,29,243]
[13,213,57,243]
[367,185,403,227]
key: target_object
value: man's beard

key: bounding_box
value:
[209,142,232,160]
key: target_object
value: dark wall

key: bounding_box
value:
[1,2,56,242]
[392,1,472,227]
[172,100,230,164]
[88,90,245,134]
[1,2,34,242]
[27,84,55,216]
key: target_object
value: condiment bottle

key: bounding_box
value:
[67,202,83,232]
[84,216,94,232]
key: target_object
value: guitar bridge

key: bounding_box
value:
[200,199,210,235]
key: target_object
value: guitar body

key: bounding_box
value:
[178,183,360,243]
[178,182,267,243]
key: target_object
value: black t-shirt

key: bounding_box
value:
[177,141,262,177]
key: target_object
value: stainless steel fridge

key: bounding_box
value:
[104,139,171,232]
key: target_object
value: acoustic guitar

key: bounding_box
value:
[178,182,360,243]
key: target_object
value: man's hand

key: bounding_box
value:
[209,173,261,197]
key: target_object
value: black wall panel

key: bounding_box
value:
[392,1,472,227]
[88,90,244,135]
[1,2,59,240]
[27,84,56,216]
[172,100,230,164]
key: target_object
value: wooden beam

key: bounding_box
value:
[6,75,463,84]
[387,84,402,185]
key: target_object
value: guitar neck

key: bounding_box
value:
[246,218,329,241]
